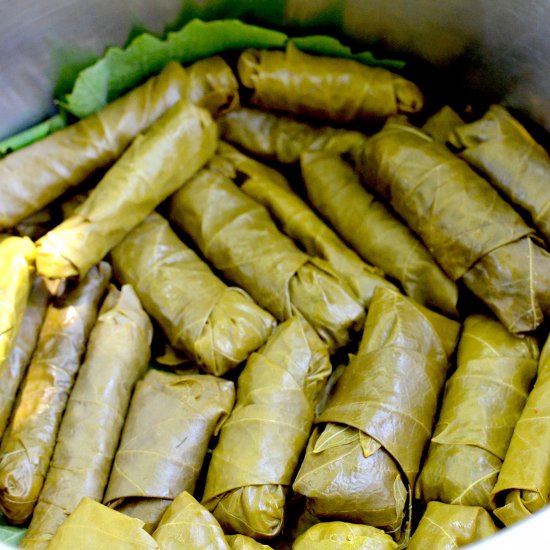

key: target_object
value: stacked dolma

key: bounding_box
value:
[211,140,292,189]
[219,108,368,164]
[169,163,364,352]
[416,314,539,509]
[238,44,423,123]
[184,55,240,116]
[0,262,111,525]
[491,332,550,525]
[0,236,36,364]
[202,315,331,539]
[360,118,550,333]
[450,105,550,241]
[36,100,217,281]
[103,369,235,532]
[213,142,395,310]
[0,56,238,230]
[0,278,49,438]
[153,494,274,549]
[422,106,465,142]
[111,213,275,376]
[46,498,157,550]
[407,502,498,550]
[22,285,153,549]
[300,152,458,316]
[226,535,273,549]
[152,491,230,550]
[292,522,397,550]
[293,287,459,539]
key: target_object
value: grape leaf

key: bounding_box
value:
[0,514,26,546]
[0,114,66,157]
[62,19,288,118]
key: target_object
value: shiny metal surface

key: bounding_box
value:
[0,1,549,548]
[0,0,182,138]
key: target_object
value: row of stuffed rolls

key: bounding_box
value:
[1,43,550,549]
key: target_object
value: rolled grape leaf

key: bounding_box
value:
[104,369,235,533]
[0,277,49,439]
[292,521,397,550]
[491,332,550,525]
[185,55,240,116]
[0,58,232,230]
[169,164,364,352]
[152,491,230,550]
[238,44,423,123]
[300,152,458,316]
[111,213,275,376]
[293,287,459,540]
[449,105,550,241]
[216,144,396,309]
[416,314,539,509]
[226,534,273,549]
[36,100,217,280]
[202,316,331,539]
[21,285,153,549]
[210,140,292,189]
[0,262,111,525]
[407,502,498,550]
[421,106,465,143]
[359,118,550,333]
[47,498,157,550]
[219,108,368,164]
[0,236,36,365]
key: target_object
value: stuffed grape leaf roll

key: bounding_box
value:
[226,535,273,549]
[202,315,331,539]
[169,163,364,352]
[213,143,395,310]
[21,285,153,549]
[292,522,397,550]
[292,287,459,541]
[491,331,550,525]
[0,262,111,524]
[152,491,230,550]
[407,502,498,550]
[0,277,49,439]
[47,498,156,550]
[219,108,368,164]
[300,152,458,316]
[416,314,539,509]
[0,57,238,230]
[450,104,550,242]
[111,213,275,376]
[36,100,217,281]
[422,106,465,143]
[210,140,292,189]
[359,118,550,333]
[184,55,240,116]
[238,44,423,123]
[104,370,235,533]
[0,236,36,365]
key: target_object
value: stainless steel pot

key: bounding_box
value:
[1,1,549,547]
